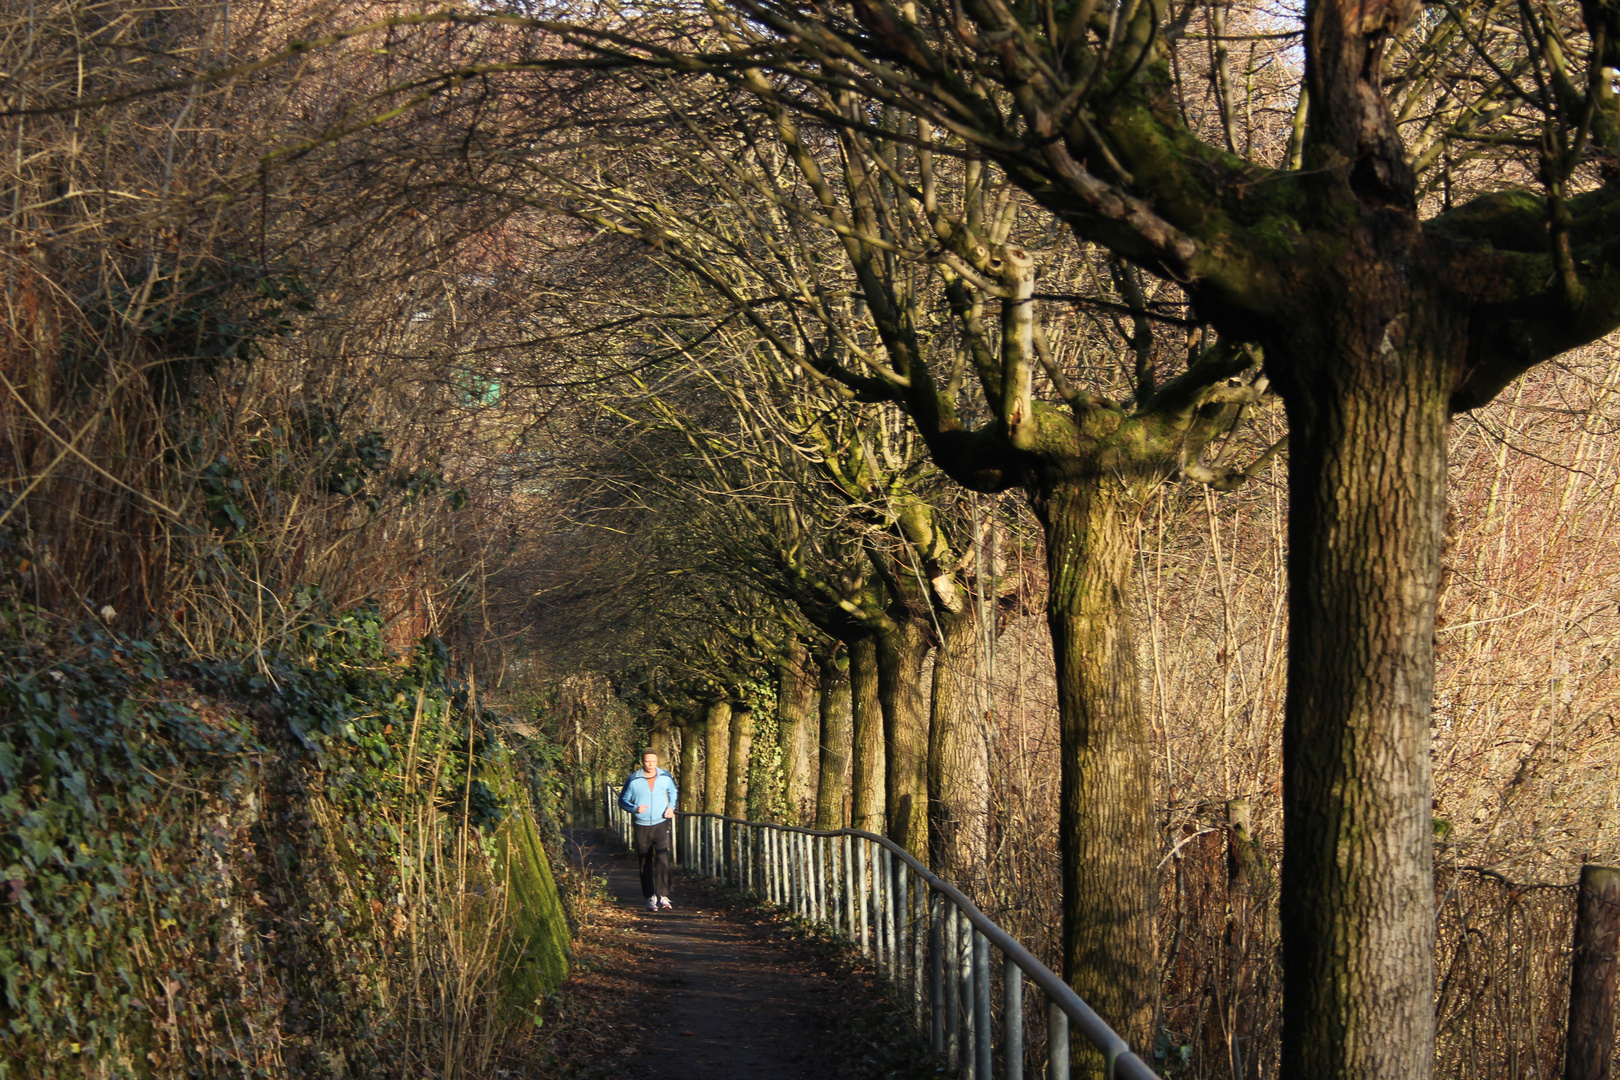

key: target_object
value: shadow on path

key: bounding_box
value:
[562,828,848,1079]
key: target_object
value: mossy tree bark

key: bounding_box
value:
[702,698,731,817]
[1267,268,1458,1079]
[928,601,990,893]
[726,702,754,818]
[815,646,853,830]
[677,711,703,813]
[875,612,932,859]
[848,632,885,834]
[777,635,818,824]
[1029,460,1157,1064]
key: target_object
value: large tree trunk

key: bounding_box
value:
[777,635,818,824]
[877,615,931,859]
[815,648,853,830]
[1273,294,1454,1080]
[726,703,754,818]
[929,603,991,890]
[1030,471,1157,1073]
[849,632,885,833]
[702,699,731,816]
[677,714,702,813]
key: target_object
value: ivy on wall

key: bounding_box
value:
[0,604,568,1079]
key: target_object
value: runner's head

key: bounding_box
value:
[641,749,658,774]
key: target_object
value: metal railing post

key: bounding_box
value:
[945,898,960,1068]
[884,846,898,980]
[773,828,783,906]
[843,835,856,939]
[1047,1001,1070,1080]
[873,840,886,971]
[783,829,791,910]
[828,835,840,933]
[812,835,824,922]
[952,906,965,1075]
[912,868,926,1032]
[764,828,774,903]
[974,929,992,1080]
[856,838,870,955]
[930,889,945,1054]
[799,833,808,918]
[1005,959,1023,1080]
[789,831,799,915]
[775,828,785,908]
[896,858,909,990]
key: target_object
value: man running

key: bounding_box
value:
[618,749,677,911]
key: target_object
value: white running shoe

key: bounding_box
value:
[659,896,673,910]
[646,897,659,912]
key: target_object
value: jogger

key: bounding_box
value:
[618,749,678,910]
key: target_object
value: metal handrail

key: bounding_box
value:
[603,784,1157,1080]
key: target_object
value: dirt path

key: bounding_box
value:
[558,827,936,1080]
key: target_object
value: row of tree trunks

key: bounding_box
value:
[667,614,979,871]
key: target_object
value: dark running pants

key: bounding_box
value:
[633,819,672,900]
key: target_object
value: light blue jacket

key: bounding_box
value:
[619,768,678,826]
